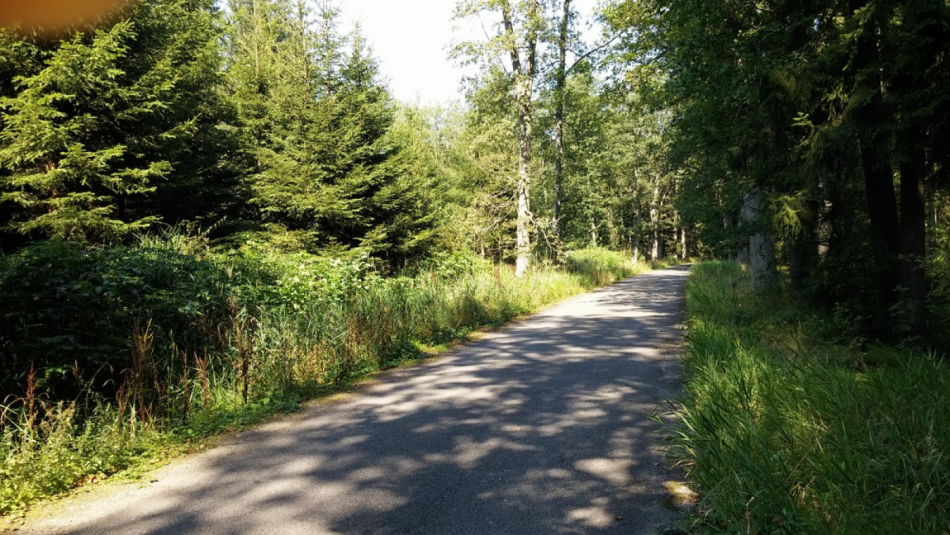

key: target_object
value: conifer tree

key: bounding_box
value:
[226,1,436,259]
[0,0,230,242]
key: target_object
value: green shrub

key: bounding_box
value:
[0,240,237,402]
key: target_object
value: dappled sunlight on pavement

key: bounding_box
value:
[22,266,691,535]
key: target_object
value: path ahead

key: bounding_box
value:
[22,266,691,535]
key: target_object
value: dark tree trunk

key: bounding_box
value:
[861,144,901,334]
[899,147,928,340]
[849,0,900,335]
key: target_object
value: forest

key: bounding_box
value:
[0,0,948,531]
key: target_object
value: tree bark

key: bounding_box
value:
[649,186,660,260]
[861,144,900,332]
[607,205,619,248]
[680,225,687,260]
[899,147,928,339]
[742,188,777,288]
[849,0,900,334]
[502,0,538,278]
[632,199,642,263]
[551,0,570,258]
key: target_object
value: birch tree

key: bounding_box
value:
[454,0,544,276]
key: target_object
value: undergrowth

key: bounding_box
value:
[676,262,950,534]
[0,240,648,515]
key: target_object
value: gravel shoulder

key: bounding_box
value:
[11,265,692,535]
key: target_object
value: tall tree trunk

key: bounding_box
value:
[899,147,928,339]
[650,226,659,261]
[742,188,777,288]
[649,186,660,260]
[607,205,619,248]
[551,0,570,258]
[849,0,900,334]
[502,0,538,277]
[673,210,686,260]
[680,225,687,260]
[633,199,642,263]
[818,185,833,262]
[861,144,901,332]
[515,100,532,277]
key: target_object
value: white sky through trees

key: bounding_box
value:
[337,0,601,105]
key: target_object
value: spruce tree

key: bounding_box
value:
[227,2,436,259]
[0,0,231,242]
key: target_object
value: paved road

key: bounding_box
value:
[20,266,691,535]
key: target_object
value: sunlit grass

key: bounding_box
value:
[0,240,650,515]
[675,262,950,534]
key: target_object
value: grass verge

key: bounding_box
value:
[0,244,651,516]
[675,262,950,534]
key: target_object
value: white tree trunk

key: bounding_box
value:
[502,0,538,278]
[680,226,687,259]
[649,186,660,260]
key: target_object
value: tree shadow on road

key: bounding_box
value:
[54,267,692,535]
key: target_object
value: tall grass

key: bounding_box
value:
[0,240,647,514]
[677,262,950,534]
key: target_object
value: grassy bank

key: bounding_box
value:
[677,262,950,534]
[0,241,648,515]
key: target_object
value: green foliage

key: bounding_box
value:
[0,402,159,514]
[223,1,436,261]
[0,0,235,242]
[604,0,950,340]
[0,240,239,401]
[0,236,646,514]
[564,247,646,286]
[676,263,950,533]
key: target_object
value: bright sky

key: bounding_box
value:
[337,0,602,106]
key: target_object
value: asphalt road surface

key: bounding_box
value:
[18,265,691,535]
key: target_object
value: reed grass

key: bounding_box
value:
[676,262,950,534]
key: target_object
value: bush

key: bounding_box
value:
[0,240,236,402]
[564,247,647,286]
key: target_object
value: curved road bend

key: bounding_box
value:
[20,265,691,535]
